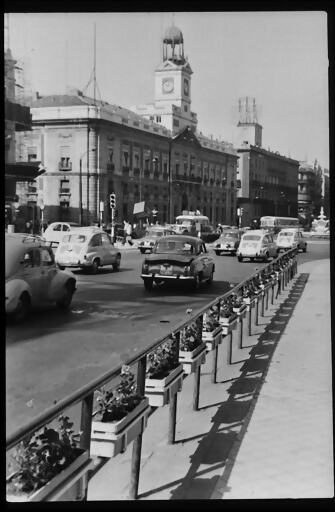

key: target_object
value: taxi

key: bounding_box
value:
[214,229,243,255]
[137,226,176,254]
[236,230,279,262]
[141,235,215,291]
[6,233,76,322]
[276,229,307,252]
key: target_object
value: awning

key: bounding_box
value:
[5,162,45,181]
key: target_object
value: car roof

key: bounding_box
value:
[6,233,45,246]
[157,235,201,244]
[278,228,299,232]
[242,230,267,236]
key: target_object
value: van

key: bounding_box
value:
[236,229,279,262]
[174,214,219,243]
[55,227,121,274]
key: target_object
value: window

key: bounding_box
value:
[90,234,102,247]
[52,224,62,231]
[28,146,37,162]
[40,248,53,266]
[184,105,188,112]
[123,151,129,167]
[173,119,180,127]
[101,233,112,245]
[156,116,161,123]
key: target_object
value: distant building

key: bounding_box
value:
[235,97,299,227]
[17,24,238,227]
[298,160,323,228]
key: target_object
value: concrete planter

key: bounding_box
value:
[242,296,256,306]
[7,449,91,502]
[202,325,222,351]
[219,314,238,335]
[179,342,207,374]
[145,364,184,407]
[233,304,247,318]
[90,398,150,458]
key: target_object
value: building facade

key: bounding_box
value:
[235,97,299,227]
[16,24,238,229]
[298,160,324,228]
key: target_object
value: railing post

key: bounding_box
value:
[271,282,274,305]
[226,332,233,365]
[255,296,259,325]
[168,392,178,444]
[238,315,243,349]
[248,304,252,336]
[192,365,201,411]
[261,290,265,316]
[129,355,146,500]
[265,285,269,309]
[211,345,219,383]
[79,393,94,501]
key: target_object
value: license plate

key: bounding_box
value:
[160,265,173,275]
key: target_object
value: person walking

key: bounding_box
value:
[125,221,133,246]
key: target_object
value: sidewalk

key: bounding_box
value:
[87,258,333,500]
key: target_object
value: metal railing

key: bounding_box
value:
[6,248,298,501]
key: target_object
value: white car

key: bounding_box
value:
[137,227,176,254]
[55,227,121,274]
[43,221,80,245]
[6,233,76,322]
[276,229,307,252]
[236,230,279,262]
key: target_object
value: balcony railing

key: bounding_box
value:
[107,163,115,171]
[122,166,130,174]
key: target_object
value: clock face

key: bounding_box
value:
[184,78,189,96]
[162,78,174,94]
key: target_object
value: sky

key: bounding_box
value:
[6,11,329,169]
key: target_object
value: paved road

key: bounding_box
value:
[6,241,329,434]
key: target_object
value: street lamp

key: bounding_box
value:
[79,148,96,226]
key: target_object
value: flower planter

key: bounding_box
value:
[219,313,238,335]
[179,342,207,374]
[242,296,256,307]
[145,364,184,407]
[90,398,150,458]
[202,325,222,351]
[7,449,92,502]
[232,304,247,318]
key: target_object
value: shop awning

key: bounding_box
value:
[5,162,45,181]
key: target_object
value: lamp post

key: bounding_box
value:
[79,148,95,226]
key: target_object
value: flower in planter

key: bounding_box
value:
[220,296,234,318]
[7,415,81,496]
[241,282,254,298]
[146,336,179,380]
[230,293,244,309]
[180,318,202,351]
[94,366,143,423]
[203,305,220,332]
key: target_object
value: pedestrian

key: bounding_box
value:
[125,221,133,246]
[25,220,32,233]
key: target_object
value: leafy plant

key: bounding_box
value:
[220,296,234,318]
[146,336,179,380]
[203,305,220,332]
[7,415,80,496]
[242,282,255,298]
[94,366,143,423]
[180,319,202,351]
[230,293,244,309]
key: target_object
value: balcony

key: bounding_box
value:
[122,166,130,174]
[107,163,115,171]
[133,168,140,176]
[59,188,71,196]
[143,169,150,178]
[58,161,72,171]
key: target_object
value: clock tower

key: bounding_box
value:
[153,24,197,133]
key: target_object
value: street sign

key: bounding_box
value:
[100,201,104,212]
[133,201,145,214]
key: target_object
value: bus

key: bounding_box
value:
[260,216,300,235]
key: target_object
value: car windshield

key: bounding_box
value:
[243,235,261,241]
[62,234,87,243]
[221,232,238,239]
[145,230,164,238]
[154,240,196,254]
[278,231,294,237]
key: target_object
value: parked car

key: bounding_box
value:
[55,227,121,274]
[236,230,279,262]
[214,229,244,255]
[276,229,307,252]
[137,226,176,254]
[141,235,215,291]
[43,221,80,245]
[6,233,77,322]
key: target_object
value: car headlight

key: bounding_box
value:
[139,242,144,246]
[216,244,220,248]
[183,265,191,276]
[150,242,154,246]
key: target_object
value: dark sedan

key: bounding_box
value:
[141,235,215,291]
[214,229,244,255]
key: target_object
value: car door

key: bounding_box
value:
[101,232,115,265]
[88,233,103,263]
[39,247,58,301]
[198,242,211,278]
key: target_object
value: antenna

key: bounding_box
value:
[93,22,96,105]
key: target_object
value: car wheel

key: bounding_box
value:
[215,251,221,256]
[140,249,145,254]
[57,281,75,310]
[143,278,153,291]
[303,246,307,253]
[191,274,201,291]
[250,257,255,262]
[58,264,65,270]
[113,254,121,271]
[238,255,243,262]
[13,293,30,323]
[90,259,99,274]
[265,252,270,261]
